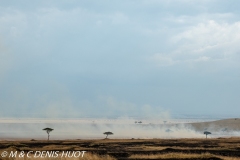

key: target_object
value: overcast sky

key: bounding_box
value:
[0,0,240,118]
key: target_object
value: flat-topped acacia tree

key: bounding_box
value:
[204,131,211,139]
[43,128,54,141]
[103,131,113,139]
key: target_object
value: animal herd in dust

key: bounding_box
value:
[42,127,212,140]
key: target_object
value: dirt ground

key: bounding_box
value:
[1,138,240,160]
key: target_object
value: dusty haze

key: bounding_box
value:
[1,118,240,140]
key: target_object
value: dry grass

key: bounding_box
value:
[0,147,116,160]
[1,153,116,160]
[126,145,167,151]
[130,153,213,159]
[2,138,240,160]
[41,145,77,151]
[129,153,239,160]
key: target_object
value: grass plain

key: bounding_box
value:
[1,138,240,160]
[1,118,240,160]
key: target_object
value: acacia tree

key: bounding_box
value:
[103,131,113,139]
[204,131,211,139]
[43,128,54,141]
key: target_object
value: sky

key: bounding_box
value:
[0,0,240,119]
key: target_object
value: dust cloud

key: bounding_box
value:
[0,118,204,140]
[1,118,240,140]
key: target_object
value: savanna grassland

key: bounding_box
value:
[1,138,240,160]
